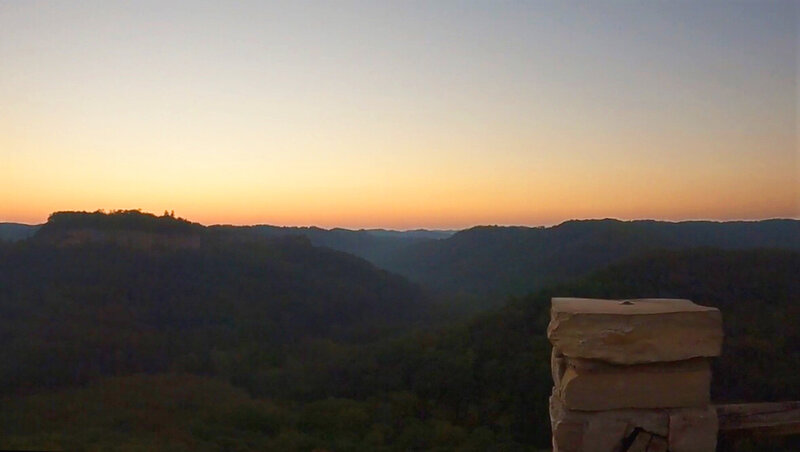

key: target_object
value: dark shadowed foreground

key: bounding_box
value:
[0,212,798,450]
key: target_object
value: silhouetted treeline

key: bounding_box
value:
[39,210,204,235]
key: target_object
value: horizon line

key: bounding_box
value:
[2,209,799,232]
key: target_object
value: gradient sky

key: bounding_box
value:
[1,1,797,228]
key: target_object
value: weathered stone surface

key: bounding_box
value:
[552,347,566,387]
[550,395,672,452]
[552,418,584,452]
[646,435,668,452]
[626,431,653,452]
[583,416,628,452]
[550,393,586,452]
[556,357,711,411]
[551,393,671,436]
[669,406,718,452]
[548,298,723,364]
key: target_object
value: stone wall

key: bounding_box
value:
[547,298,723,452]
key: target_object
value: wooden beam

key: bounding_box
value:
[716,402,800,437]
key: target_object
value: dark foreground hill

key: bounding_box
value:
[0,211,433,393]
[377,219,800,297]
[0,247,797,450]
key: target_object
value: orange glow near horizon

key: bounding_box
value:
[1,2,797,229]
[3,176,796,230]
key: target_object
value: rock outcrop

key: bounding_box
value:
[548,298,723,365]
[547,297,723,452]
[555,357,711,411]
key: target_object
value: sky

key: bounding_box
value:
[1,1,797,229]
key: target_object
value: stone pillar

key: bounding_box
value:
[547,298,723,452]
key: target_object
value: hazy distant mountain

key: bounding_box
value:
[12,212,800,301]
[364,229,456,240]
[0,223,39,242]
[377,219,800,297]
[209,224,454,264]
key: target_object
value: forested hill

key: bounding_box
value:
[268,248,799,450]
[1,213,454,252]
[377,218,800,297]
[0,222,39,242]
[1,235,797,449]
[0,211,434,392]
[33,210,206,248]
[209,224,453,264]
[8,213,799,301]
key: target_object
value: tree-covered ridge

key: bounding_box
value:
[0,223,39,242]
[41,210,204,234]
[379,218,800,297]
[12,212,799,303]
[209,224,451,267]
[31,210,209,249]
[27,210,456,259]
[0,232,433,393]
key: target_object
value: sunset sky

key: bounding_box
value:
[1,1,797,229]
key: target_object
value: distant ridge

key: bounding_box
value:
[374,218,800,297]
[209,223,454,264]
[0,210,434,391]
[32,210,206,249]
[7,211,799,300]
[0,222,39,242]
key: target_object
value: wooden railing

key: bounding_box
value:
[716,401,800,438]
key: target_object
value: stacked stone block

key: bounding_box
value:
[547,298,723,452]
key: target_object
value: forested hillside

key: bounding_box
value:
[13,216,797,305]
[0,211,434,394]
[2,242,797,450]
[377,219,800,297]
[210,224,453,265]
[0,222,39,242]
[219,248,798,450]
